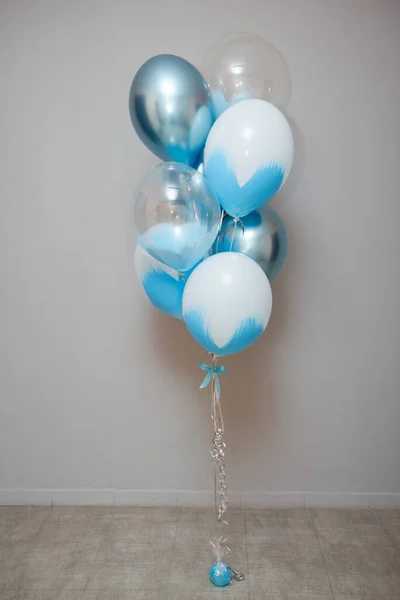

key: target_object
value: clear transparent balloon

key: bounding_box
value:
[201,32,291,118]
[133,162,221,272]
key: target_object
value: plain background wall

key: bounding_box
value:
[0,0,399,507]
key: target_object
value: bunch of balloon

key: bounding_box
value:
[130,33,293,587]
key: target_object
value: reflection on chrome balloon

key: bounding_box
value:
[216,205,288,280]
[129,54,213,167]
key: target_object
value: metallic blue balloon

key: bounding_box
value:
[215,205,288,280]
[129,54,213,167]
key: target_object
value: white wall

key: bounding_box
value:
[0,0,399,508]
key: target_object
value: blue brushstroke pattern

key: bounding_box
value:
[142,267,185,320]
[206,151,284,218]
[184,309,265,356]
[140,222,216,272]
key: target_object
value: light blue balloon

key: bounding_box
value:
[129,54,213,167]
[209,562,232,587]
[142,269,185,320]
[134,246,201,320]
[215,206,288,280]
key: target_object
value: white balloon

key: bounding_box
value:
[204,99,294,218]
[182,252,272,356]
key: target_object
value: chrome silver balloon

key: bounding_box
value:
[216,205,288,280]
[129,54,213,167]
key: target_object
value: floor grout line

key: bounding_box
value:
[308,508,336,600]
[243,508,251,600]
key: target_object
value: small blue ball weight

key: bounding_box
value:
[209,562,232,587]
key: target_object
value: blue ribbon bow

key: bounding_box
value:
[199,362,226,398]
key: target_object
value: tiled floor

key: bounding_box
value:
[0,507,399,599]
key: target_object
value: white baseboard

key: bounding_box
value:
[0,488,399,508]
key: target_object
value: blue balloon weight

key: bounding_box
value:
[133,162,221,272]
[129,54,213,167]
[209,562,232,587]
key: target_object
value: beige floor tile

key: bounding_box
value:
[112,507,178,519]
[35,513,114,544]
[322,541,400,596]
[0,543,31,590]
[247,562,332,596]
[2,507,400,600]
[0,592,90,599]
[249,593,333,600]
[0,508,49,544]
[378,509,400,548]
[0,594,142,600]
[311,508,393,546]
[247,537,323,566]
[83,593,148,600]
[334,595,400,600]
[328,573,400,598]
[166,584,248,600]
[84,564,158,592]
[110,507,178,541]
[247,523,330,596]
[245,509,317,544]
[4,541,97,591]
[177,508,246,535]
[50,507,113,520]
[85,538,173,591]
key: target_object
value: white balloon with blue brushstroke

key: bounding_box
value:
[182,252,272,356]
[134,244,187,320]
[204,99,294,218]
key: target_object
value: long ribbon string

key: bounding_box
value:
[198,355,245,582]
[229,217,245,251]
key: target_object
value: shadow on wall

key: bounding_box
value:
[271,117,306,210]
[146,118,305,487]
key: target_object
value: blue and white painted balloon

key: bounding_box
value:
[204,99,294,218]
[182,253,272,356]
[134,244,187,320]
